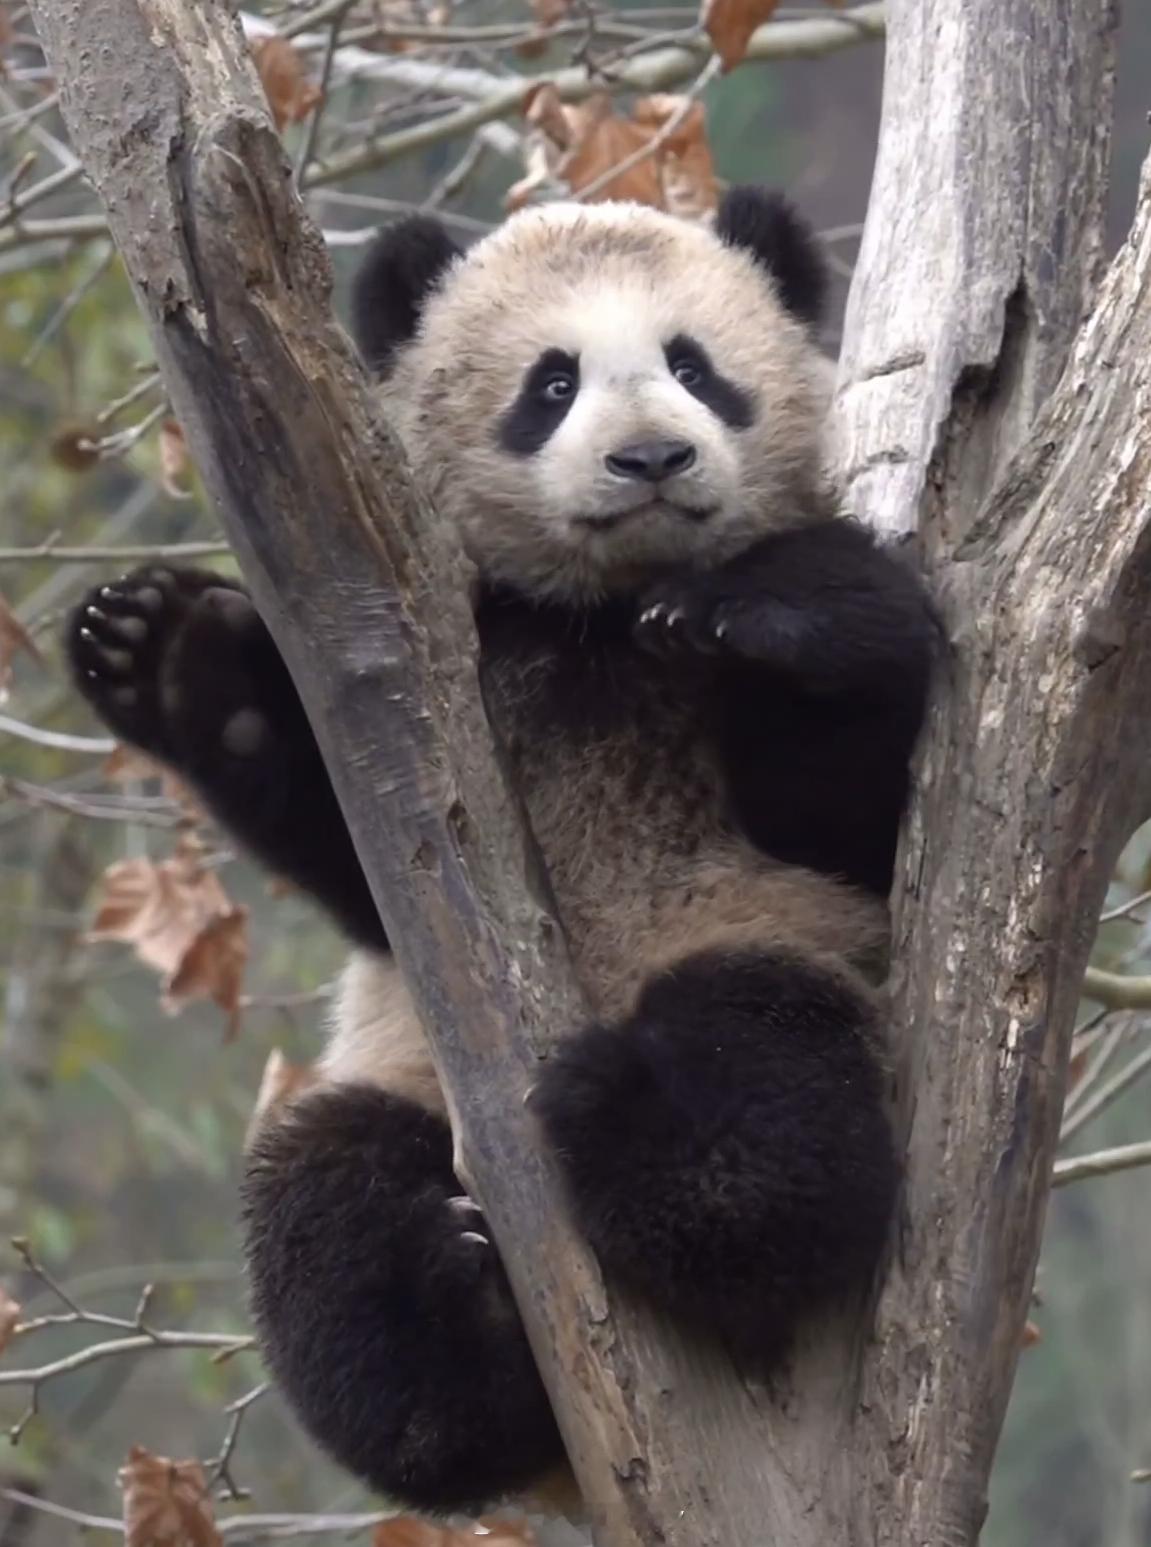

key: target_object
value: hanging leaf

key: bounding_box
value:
[701,0,780,71]
[0,1288,21,1355]
[632,95,718,219]
[246,1048,319,1146]
[507,86,716,218]
[119,1447,222,1547]
[87,835,249,1029]
[166,907,249,1038]
[251,36,322,131]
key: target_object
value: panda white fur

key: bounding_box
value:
[68,188,935,1518]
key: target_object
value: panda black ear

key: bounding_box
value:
[715,188,828,330]
[350,215,462,374]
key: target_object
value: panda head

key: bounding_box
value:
[352,188,830,603]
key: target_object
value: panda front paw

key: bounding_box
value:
[634,575,808,666]
[67,566,266,764]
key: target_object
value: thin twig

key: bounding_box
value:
[0,717,115,754]
[1052,1139,1151,1188]
[1060,1038,1151,1142]
[204,1381,271,1502]
[294,2,351,183]
[1082,965,1151,1010]
[0,1490,396,1543]
[0,538,231,562]
[2,1240,253,1442]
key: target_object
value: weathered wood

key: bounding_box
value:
[849,156,1151,1541]
[834,0,1116,540]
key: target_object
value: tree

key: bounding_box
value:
[12,0,1151,1542]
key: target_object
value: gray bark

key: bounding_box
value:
[27,0,1151,1543]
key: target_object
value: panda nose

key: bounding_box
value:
[604,438,697,483]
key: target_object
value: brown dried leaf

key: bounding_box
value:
[119,1447,221,1547]
[1022,1319,1043,1348]
[246,1048,319,1147]
[252,36,322,131]
[0,1288,22,1355]
[374,1519,537,1547]
[702,0,780,70]
[0,592,43,703]
[165,906,249,1036]
[87,836,249,1025]
[159,417,193,499]
[50,421,101,471]
[632,95,717,218]
[509,86,716,217]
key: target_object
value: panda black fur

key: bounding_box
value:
[66,188,935,1517]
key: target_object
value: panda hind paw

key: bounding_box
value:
[67,565,260,761]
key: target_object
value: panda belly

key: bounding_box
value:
[514,716,888,1021]
[320,628,888,1108]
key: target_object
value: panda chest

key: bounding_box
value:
[479,637,724,903]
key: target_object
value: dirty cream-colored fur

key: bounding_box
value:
[317,200,882,1112]
[380,201,831,603]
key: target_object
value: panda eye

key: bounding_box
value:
[540,372,576,403]
[671,357,704,389]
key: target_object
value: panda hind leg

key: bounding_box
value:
[242,1084,564,1515]
[67,565,383,948]
[532,949,897,1360]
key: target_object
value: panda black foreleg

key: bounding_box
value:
[66,566,384,950]
[242,1084,564,1514]
[532,949,897,1359]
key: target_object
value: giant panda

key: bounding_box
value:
[67,187,935,1518]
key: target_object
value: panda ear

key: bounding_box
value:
[350,216,462,374]
[715,188,827,330]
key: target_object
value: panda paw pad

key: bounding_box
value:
[67,567,260,758]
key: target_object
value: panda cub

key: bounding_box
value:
[68,188,934,1515]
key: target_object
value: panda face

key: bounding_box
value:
[378,202,830,602]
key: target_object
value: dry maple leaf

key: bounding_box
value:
[507,85,716,217]
[632,95,717,219]
[0,592,43,703]
[0,1288,22,1356]
[87,835,249,1027]
[159,417,193,499]
[252,36,322,131]
[166,906,249,1038]
[701,0,780,70]
[119,1447,221,1547]
[246,1048,319,1147]
[374,1518,537,1546]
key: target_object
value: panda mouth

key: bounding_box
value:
[576,500,715,533]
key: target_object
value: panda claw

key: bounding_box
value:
[460,1230,490,1248]
[447,1195,484,1221]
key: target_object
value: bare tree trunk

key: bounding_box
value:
[27,0,1151,1542]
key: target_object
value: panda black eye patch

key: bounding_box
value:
[664,334,754,430]
[498,349,580,456]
